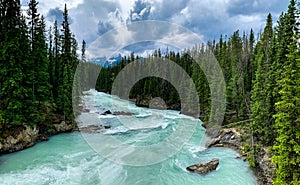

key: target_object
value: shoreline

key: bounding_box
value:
[0,121,75,155]
[204,126,274,185]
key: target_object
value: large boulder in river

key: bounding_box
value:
[186,158,219,175]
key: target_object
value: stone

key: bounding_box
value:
[205,128,241,150]
[54,121,74,133]
[205,137,221,148]
[0,126,39,154]
[79,125,102,133]
[101,110,112,115]
[113,111,134,116]
[186,158,219,175]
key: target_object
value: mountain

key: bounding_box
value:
[89,53,122,67]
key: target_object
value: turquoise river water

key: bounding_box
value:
[0,90,257,185]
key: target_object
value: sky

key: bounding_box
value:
[21,0,290,58]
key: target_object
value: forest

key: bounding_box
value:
[0,0,299,184]
[0,0,81,138]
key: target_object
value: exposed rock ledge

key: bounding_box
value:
[186,158,219,175]
[0,121,74,154]
[205,127,275,185]
[206,128,241,150]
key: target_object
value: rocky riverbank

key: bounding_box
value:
[205,127,275,185]
[0,121,74,154]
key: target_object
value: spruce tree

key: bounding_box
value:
[0,0,33,126]
[251,13,274,145]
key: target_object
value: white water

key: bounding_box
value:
[0,90,257,185]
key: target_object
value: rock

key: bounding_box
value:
[135,95,151,107]
[39,134,49,141]
[187,158,219,174]
[256,147,276,185]
[205,128,241,150]
[79,125,102,133]
[101,110,112,115]
[236,153,247,159]
[113,111,134,116]
[0,126,39,154]
[104,125,111,129]
[82,109,90,113]
[205,137,221,148]
[54,121,74,133]
[167,103,180,110]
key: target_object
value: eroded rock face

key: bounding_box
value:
[206,128,241,149]
[53,121,74,133]
[186,158,219,174]
[0,121,75,154]
[0,126,39,153]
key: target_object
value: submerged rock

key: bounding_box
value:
[186,158,219,174]
[113,111,134,116]
[79,125,102,133]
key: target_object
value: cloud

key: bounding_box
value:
[128,0,152,22]
[87,21,204,58]
[227,0,289,16]
[98,21,114,36]
[68,0,122,44]
[30,0,291,56]
[46,8,64,25]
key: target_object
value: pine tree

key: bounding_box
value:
[251,13,275,145]
[58,4,75,121]
[27,0,40,101]
[0,0,33,126]
[52,20,60,102]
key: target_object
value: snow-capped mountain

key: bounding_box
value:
[88,54,122,67]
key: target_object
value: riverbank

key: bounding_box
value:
[0,120,75,154]
[204,126,275,185]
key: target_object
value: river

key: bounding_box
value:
[0,90,257,185]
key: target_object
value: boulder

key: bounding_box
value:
[186,158,219,175]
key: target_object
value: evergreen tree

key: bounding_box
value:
[58,4,75,121]
[251,13,275,145]
[0,0,33,126]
